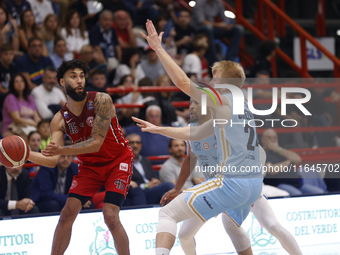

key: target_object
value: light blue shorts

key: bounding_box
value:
[184,177,263,226]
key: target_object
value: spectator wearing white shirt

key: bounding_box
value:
[27,0,54,26]
[50,37,69,69]
[182,35,209,80]
[60,9,89,60]
[31,66,66,120]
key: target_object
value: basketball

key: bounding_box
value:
[0,135,30,168]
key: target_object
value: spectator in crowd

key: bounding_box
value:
[31,66,66,119]
[37,119,51,150]
[112,10,137,49]
[127,133,175,205]
[89,10,122,63]
[124,105,171,162]
[307,86,339,147]
[6,0,31,25]
[28,130,41,152]
[174,9,195,55]
[60,9,89,60]
[159,139,203,189]
[18,9,48,56]
[16,37,54,89]
[2,73,40,140]
[27,0,54,27]
[0,44,17,120]
[101,0,130,16]
[141,45,166,84]
[190,0,243,65]
[31,153,92,213]
[250,40,276,78]
[87,68,109,92]
[262,128,325,195]
[0,6,19,51]
[0,165,39,216]
[25,130,42,173]
[41,14,60,56]
[50,37,68,69]
[182,34,209,80]
[79,45,108,75]
[113,47,145,85]
[115,75,142,126]
[70,0,98,31]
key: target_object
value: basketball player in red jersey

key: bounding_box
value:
[28,59,134,255]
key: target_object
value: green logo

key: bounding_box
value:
[89,225,117,255]
[247,214,276,247]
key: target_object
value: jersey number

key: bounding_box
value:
[244,125,259,151]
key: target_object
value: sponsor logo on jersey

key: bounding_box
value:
[88,100,94,110]
[64,111,69,119]
[119,163,128,171]
[70,180,78,189]
[79,122,84,127]
[86,116,94,127]
[203,142,210,150]
[193,142,201,151]
[203,196,213,209]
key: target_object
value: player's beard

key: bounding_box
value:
[189,111,198,123]
[65,82,87,102]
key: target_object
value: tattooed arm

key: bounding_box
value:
[42,93,114,156]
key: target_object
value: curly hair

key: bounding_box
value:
[56,59,89,85]
[8,73,30,101]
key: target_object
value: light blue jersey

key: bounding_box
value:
[184,93,263,225]
[189,122,219,179]
[214,93,263,178]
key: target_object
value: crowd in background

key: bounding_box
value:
[0,0,339,217]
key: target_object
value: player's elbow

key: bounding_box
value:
[292,155,302,165]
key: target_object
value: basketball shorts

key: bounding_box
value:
[68,147,134,199]
[184,176,263,226]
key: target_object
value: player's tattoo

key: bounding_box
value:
[93,93,113,138]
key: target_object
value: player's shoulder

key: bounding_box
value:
[94,92,115,112]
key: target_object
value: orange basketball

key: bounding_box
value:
[0,135,30,168]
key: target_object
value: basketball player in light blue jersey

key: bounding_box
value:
[154,100,302,255]
[138,20,264,255]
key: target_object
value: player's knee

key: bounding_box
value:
[178,229,193,244]
[58,206,77,225]
[266,222,282,237]
[103,207,120,229]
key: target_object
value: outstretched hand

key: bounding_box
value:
[140,19,163,51]
[131,116,159,133]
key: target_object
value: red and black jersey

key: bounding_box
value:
[59,91,130,165]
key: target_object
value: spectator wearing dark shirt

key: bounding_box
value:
[89,10,122,62]
[31,154,93,213]
[70,0,98,31]
[0,44,17,121]
[15,37,53,89]
[87,68,108,92]
[127,133,175,205]
[250,40,276,78]
[0,166,39,216]
[174,9,195,55]
[6,0,31,25]
[262,128,325,196]
[190,0,244,65]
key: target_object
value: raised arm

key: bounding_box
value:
[140,20,225,110]
[42,93,114,156]
[131,116,214,141]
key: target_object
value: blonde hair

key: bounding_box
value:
[212,61,246,88]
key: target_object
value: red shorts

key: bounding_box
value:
[68,147,134,199]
